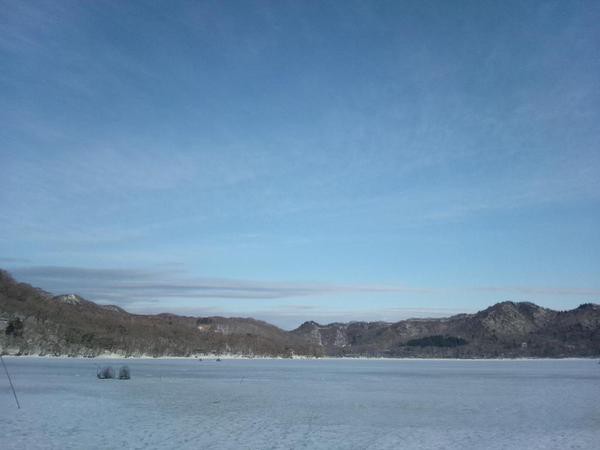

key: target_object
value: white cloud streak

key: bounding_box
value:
[8,266,599,307]
[10,265,425,304]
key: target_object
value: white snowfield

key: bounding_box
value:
[0,358,598,449]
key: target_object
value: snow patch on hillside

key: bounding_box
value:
[53,294,82,305]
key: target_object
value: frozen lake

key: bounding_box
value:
[1,358,599,449]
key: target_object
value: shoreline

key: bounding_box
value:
[1,353,597,362]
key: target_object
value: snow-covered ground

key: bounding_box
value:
[1,358,598,449]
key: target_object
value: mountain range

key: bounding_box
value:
[1,269,599,358]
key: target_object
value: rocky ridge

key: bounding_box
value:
[1,269,599,358]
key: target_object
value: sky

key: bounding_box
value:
[1,0,599,329]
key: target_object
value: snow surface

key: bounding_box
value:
[1,358,599,449]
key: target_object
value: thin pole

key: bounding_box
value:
[0,355,20,409]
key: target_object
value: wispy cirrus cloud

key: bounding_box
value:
[9,265,426,305]
[9,265,599,307]
[471,286,600,297]
[0,257,31,264]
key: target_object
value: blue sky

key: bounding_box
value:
[1,1,599,328]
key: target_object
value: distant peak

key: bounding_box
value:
[576,303,600,311]
[297,320,321,329]
[488,301,542,311]
[100,304,126,313]
[53,294,83,305]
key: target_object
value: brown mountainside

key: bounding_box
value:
[0,270,319,357]
[1,270,599,358]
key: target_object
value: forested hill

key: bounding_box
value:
[0,270,320,357]
[290,301,600,358]
[1,270,599,358]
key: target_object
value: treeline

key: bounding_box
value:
[406,335,468,348]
